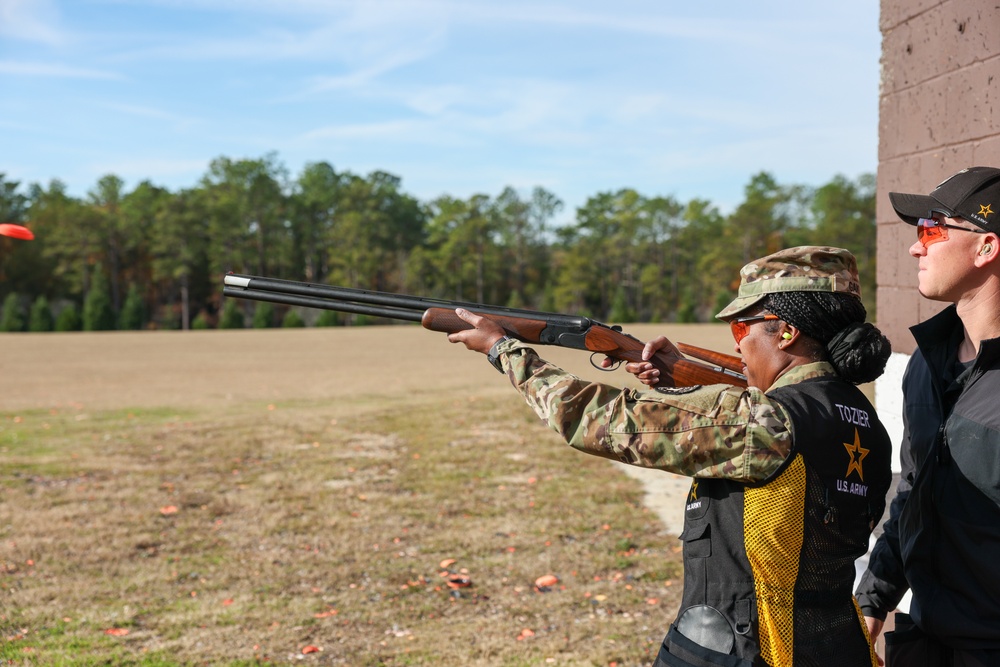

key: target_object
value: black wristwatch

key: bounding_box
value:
[487,336,512,373]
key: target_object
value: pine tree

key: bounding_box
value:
[118,284,145,330]
[676,289,698,323]
[281,310,305,327]
[314,310,339,327]
[219,299,245,329]
[83,267,116,331]
[608,286,635,323]
[252,302,274,328]
[28,296,54,332]
[55,303,82,332]
[0,293,24,332]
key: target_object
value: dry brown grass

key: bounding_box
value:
[0,324,735,666]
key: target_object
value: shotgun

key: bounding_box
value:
[222,273,747,389]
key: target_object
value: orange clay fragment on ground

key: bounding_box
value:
[534,574,559,589]
[301,645,321,654]
[104,628,129,636]
[159,505,178,515]
[446,575,471,589]
[439,558,456,569]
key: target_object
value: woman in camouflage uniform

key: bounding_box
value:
[449,246,893,667]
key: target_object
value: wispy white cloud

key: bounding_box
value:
[98,0,786,68]
[294,77,589,152]
[99,102,201,127]
[300,119,423,142]
[103,1,448,64]
[108,0,805,45]
[353,74,777,149]
[301,36,445,94]
[0,60,123,79]
[0,0,64,45]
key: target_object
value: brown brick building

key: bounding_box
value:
[875,0,1000,452]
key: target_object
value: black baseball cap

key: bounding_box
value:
[889,166,1000,232]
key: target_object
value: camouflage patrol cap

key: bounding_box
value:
[715,246,862,320]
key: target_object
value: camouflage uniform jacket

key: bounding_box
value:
[494,337,838,482]
[497,340,888,666]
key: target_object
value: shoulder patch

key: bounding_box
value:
[655,385,702,395]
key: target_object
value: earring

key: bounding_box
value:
[782,333,792,340]
[982,244,993,256]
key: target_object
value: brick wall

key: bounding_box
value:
[869,0,1000,632]
[877,0,1000,354]
[867,4,1000,630]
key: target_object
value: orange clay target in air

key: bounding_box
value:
[0,224,34,240]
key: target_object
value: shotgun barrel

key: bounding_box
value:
[223,273,747,388]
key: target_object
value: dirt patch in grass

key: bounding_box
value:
[0,324,735,412]
[0,324,734,666]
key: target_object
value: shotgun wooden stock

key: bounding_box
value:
[420,308,745,388]
[676,342,744,374]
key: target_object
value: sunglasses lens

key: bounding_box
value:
[730,314,779,343]
[918,219,946,246]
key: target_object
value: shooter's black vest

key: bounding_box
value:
[654,377,892,667]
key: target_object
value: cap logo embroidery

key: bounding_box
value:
[936,168,969,189]
[979,204,994,218]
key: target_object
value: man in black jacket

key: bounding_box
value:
[856,166,1000,667]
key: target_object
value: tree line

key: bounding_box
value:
[0,153,877,332]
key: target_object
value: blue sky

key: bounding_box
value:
[1,0,880,221]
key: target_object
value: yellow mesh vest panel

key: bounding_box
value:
[853,596,879,667]
[744,454,807,667]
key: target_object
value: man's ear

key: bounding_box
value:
[975,233,1000,267]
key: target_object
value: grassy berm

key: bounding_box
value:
[0,324,735,666]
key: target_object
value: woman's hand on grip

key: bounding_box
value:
[602,335,678,387]
[447,308,505,354]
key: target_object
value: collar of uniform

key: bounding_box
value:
[909,304,961,350]
[767,360,837,391]
[911,304,1000,371]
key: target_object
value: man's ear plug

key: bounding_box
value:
[782,333,792,340]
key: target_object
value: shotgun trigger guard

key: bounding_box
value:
[591,353,620,371]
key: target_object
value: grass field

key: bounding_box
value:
[0,324,735,666]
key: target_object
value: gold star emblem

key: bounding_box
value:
[979,204,994,218]
[689,480,699,501]
[844,429,869,481]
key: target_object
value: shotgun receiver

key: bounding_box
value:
[222,273,747,389]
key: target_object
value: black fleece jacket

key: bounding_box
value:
[856,305,1000,650]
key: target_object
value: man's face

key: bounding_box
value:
[909,214,988,302]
